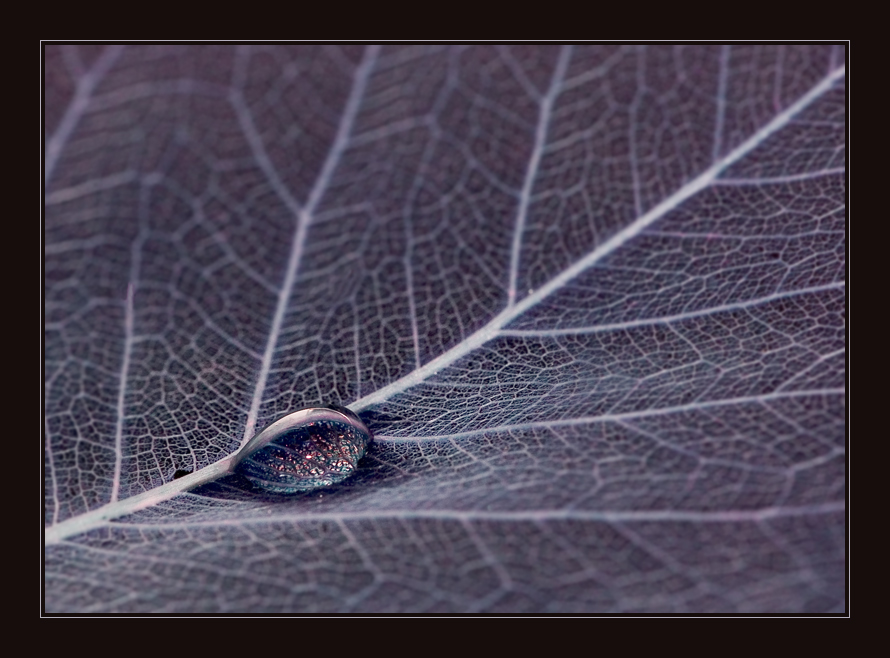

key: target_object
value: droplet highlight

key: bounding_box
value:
[233,405,372,494]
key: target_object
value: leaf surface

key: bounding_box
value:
[44,44,846,613]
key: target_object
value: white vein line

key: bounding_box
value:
[45,456,237,545]
[610,523,688,588]
[349,116,427,148]
[204,232,280,297]
[336,521,383,609]
[628,47,645,219]
[403,159,424,371]
[830,45,844,73]
[110,282,135,503]
[60,44,85,78]
[716,167,846,186]
[44,235,120,256]
[88,79,229,113]
[461,518,513,608]
[374,388,846,442]
[353,309,362,399]
[44,417,60,526]
[402,104,451,370]
[775,348,846,392]
[353,64,846,412]
[405,261,422,370]
[499,281,846,337]
[507,45,572,306]
[774,46,786,112]
[45,45,124,186]
[233,45,380,445]
[496,45,544,103]
[44,170,138,205]
[55,501,845,535]
[712,45,731,162]
[43,62,845,547]
[304,47,380,214]
[561,46,633,92]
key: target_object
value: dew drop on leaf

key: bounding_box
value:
[232,405,372,494]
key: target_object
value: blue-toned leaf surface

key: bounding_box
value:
[44,44,846,613]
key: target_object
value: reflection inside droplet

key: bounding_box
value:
[233,405,372,494]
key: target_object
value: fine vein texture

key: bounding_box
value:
[44,44,846,613]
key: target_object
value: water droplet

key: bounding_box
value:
[233,405,372,494]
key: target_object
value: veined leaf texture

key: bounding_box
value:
[44,44,846,613]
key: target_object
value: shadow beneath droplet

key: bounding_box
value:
[358,409,410,436]
[189,439,410,503]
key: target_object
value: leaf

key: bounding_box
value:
[44,44,846,613]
